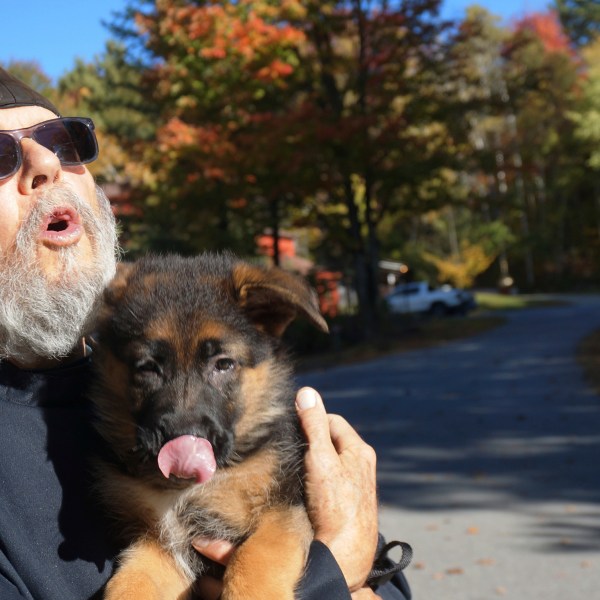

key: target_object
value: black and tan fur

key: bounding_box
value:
[91,253,329,600]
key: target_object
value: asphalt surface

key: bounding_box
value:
[298,295,600,600]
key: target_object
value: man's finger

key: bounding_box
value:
[295,387,336,454]
[330,414,377,473]
[328,413,370,455]
[192,538,235,565]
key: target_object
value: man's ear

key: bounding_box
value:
[232,263,329,338]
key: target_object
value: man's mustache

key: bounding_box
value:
[15,184,97,251]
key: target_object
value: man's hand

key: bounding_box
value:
[296,387,379,592]
[191,539,232,600]
[193,386,380,597]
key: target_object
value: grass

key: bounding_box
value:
[577,328,600,394]
[475,292,566,311]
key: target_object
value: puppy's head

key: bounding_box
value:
[93,253,327,487]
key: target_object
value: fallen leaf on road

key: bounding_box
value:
[466,526,480,535]
[412,562,426,570]
[476,558,496,566]
[495,586,507,596]
[446,567,465,575]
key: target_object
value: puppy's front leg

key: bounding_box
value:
[104,538,193,600]
[223,506,313,600]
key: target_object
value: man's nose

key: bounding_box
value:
[17,138,62,192]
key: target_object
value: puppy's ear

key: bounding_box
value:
[232,263,329,338]
[103,262,135,308]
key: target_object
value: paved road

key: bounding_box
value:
[298,296,600,600]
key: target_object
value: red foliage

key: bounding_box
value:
[513,11,572,55]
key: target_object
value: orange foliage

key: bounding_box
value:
[158,118,198,148]
[134,0,445,210]
[138,0,305,82]
[200,47,228,60]
[157,118,236,182]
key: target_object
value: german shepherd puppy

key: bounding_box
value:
[91,253,329,600]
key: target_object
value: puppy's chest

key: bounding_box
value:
[150,446,288,537]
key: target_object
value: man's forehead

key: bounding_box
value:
[0,105,58,131]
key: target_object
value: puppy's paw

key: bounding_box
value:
[105,539,193,600]
[104,572,163,600]
[222,506,311,600]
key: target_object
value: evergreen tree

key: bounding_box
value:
[555,0,600,47]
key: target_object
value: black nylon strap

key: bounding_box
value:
[367,534,413,588]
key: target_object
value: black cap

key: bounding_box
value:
[0,67,60,116]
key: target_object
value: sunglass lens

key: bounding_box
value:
[34,119,98,165]
[0,133,20,179]
[62,119,98,163]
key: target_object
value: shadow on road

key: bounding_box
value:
[299,302,600,553]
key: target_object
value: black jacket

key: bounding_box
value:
[0,359,409,599]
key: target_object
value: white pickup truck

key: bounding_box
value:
[384,281,475,316]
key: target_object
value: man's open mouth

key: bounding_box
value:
[39,206,84,247]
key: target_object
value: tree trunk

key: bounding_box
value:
[270,196,280,267]
[343,174,374,339]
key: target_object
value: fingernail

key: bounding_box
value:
[296,388,318,410]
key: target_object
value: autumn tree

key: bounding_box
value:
[502,11,592,287]
[398,6,520,288]
[110,0,452,337]
[291,0,451,333]
[427,7,589,289]
[108,1,311,255]
[564,36,600,274]
[571,38,600,170]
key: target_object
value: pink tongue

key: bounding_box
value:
[157,435,216,484]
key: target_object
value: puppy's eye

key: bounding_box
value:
[214,357,236,372]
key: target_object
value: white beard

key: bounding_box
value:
[0,183,120,364]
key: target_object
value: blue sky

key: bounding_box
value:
[3,0,551,83]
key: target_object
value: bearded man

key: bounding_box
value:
[0,67,410,600]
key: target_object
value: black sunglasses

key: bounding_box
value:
[0,117,99,180]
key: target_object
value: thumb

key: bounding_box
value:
[295,387,334,454]
[192,538,235,565]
